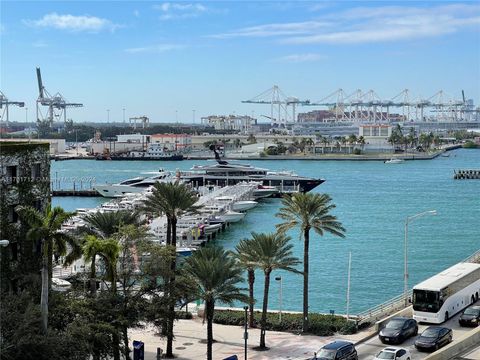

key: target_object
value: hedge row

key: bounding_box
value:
[213,310,357,336]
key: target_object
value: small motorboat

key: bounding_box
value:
[217,210,245,223]
[384,158,405,164]
[252,185,279,199]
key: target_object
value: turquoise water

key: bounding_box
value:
[52,149,480,314]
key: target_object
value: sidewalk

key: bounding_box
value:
[129,318,375,360]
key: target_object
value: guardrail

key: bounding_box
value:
[462,249,480,264]
[356,290,412,326]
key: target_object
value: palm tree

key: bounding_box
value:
[248,232,300,349]
[141,182,201,358]
[81,210,142,239]
[234,238,258,328]
[83,234,104,294]
[16,204,79,333]
[141,182,200,247]
[276,193,345,333]
[184,247,248,360]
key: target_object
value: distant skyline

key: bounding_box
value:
[1,1,479,123]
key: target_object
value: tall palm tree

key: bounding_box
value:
[141,182,201,358]
[234,238,258,328]
[16,203,79,333]
[183,247,248,360]
[248,232,300,349]
[83,234,103,294]
[276,193,345,333]
[81,210,142,239]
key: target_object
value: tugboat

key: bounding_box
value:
[96,143,184,161]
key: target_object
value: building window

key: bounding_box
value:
[6,165,17,184]
[31,163,41,180]
[8,205,19,223]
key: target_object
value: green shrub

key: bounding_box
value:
[212,310,357,335]
[463,140,478,149]
[353,148,362,155]
[176,311,193,320]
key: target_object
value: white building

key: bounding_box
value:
[201,115,256,133]
[359,124,393,152]
[150,134,192,152]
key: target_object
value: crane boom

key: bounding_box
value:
[36,67,44,98]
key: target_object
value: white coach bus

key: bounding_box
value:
[412,262,480,324]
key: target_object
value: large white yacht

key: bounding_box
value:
[180,162,324,195]
[94,170,171,197]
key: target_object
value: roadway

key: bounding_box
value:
[356,306,479,360]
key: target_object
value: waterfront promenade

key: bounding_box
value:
[129,319,374,360]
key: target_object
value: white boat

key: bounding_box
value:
[232,200,258,211]
[217,210,245,223]
[384,158,405,164]
[214,196,258,211]
[180,147,324,195]
[94,170,172,197]
[252,186,279,199]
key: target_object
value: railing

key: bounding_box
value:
[463,249,480,264]
[356,290,412,326]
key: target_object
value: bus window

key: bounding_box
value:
[413,289,441,313]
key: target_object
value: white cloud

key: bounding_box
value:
[211,3,480,44]
[25,13,119,32]
[124,44,185,54]
[274,53,326,63]
[210,21,332,39]
[153,2,207,20]
[32,40,48,48]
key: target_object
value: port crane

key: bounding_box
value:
[129,116,149,129]
[36,67,83,127]
[242,85,310,126]
[0,90,25,127]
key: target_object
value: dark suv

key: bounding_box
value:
[312,340,358,360]
[378,317,418,344]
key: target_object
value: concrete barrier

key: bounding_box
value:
[423,326,480,360]
[375,306,413,332]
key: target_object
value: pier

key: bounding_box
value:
[454,169,480,179]
[52,190,100,197]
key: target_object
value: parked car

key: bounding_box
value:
[459,305,480,327]
[378,317,418,344]
[414,326,452,352]
[373,347,411,360]
[312,340,358,360]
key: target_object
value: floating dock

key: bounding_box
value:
[454,169,480,180]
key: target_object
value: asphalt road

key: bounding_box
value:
[356,305,479,360]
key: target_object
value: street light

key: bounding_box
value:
[243,305,248,360]
[404,210,437,305]
[275,276,282,322]
[107,109,110,123]
[0,240,9,355]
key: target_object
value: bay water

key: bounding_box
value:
[52,149,480,314]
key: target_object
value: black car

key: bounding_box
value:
[459,305,480,327]
[312,340,358,360]
[414,326,452,352]
[378,317,418,344]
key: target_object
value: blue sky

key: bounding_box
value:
[1,1,479,123]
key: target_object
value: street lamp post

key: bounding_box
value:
[243,305,248,360]
[404,210,437,305]
[107,109,110,123]
[275,276,282,322]
[0,240,10,354]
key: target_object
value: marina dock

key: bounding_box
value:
[454,169,480,179]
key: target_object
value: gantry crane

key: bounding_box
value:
[0,90,25,127]
[36,67,83,127]
[242,85,310,126]
[129,116,149,129]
